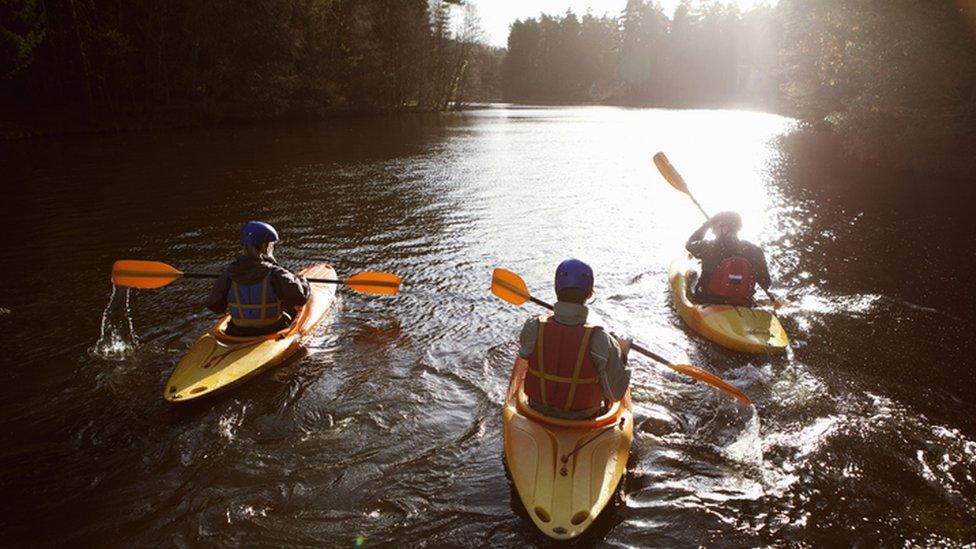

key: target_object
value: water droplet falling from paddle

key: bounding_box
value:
[91,284,139,360]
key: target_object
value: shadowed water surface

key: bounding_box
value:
[1,106,974,546]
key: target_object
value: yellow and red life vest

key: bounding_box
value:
[227,276,282,327]
[524,316,603,412]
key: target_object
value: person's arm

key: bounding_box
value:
[271,267,311,306]
[517,317,540,359]
[205,272,230,314]
[750,244,772,290]
[685,220,711,258]
[589,330,631,402]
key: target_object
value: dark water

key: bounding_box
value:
[1,106,974,546]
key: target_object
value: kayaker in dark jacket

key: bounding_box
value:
[686,211,771,306]
[206,221,311,337]
[516,259,631,420]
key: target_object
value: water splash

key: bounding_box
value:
[219,403,249,442]
[725,411,763,466]
[91,284,138,360]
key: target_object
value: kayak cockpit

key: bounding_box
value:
[514,386,624,428]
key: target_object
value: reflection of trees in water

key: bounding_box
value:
[772,128,974,301]
[4,114,469,272]
[767,126,976,407]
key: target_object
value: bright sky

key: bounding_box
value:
[466,0,777,48]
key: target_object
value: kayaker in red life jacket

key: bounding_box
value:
[686,211,772,306]
[517,259,632,420]
[205,221,311,337]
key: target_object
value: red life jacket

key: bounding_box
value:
[705,256,756,306]
[524,317,603,413]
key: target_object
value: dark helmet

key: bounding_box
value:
[710,211,742,233]
[240,221,280,246]
[554,258,594,294]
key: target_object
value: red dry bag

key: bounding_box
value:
[705,256,756,305]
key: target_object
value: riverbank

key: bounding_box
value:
[0,103,458,142]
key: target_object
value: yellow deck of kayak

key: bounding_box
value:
[164,263,338,402]
[503,358,633,540]
[668,255,788,354]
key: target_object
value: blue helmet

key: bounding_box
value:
[240,221,279,246]
[554,258,594,293]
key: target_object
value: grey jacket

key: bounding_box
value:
[517,301,631,419]
[206,255,310,314]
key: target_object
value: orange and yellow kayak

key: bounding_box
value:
[502,357,633,540]
[669,255,789,354]
[164,263,338,402]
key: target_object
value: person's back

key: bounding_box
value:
[206,221,311,337]
[686,211,771,306]
[516,259,631,420]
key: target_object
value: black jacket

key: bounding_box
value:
[206,255,310,314]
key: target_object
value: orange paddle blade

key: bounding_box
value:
[112,260,184,289]
[669,363,752,405]
[491,268,531,306]
[343,272,401,295]
[653,152,690,195]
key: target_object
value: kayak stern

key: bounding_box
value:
[503,358,633,540]
[669,255,789,353]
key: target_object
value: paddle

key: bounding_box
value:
[491,268,752,405]
[653,152,784,309]
[111,260,401,295]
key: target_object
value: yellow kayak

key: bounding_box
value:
[503,357,633,540]
[164,263,338,402]
[669,255,789,353]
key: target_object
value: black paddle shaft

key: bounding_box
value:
[182,272,343,284]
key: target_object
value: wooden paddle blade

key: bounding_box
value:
[653,152,690,195]
[111,260,184,289]
[491,268,530,306]
[344,272,401,295]
[669,363,752,405]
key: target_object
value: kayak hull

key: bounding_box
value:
[164,263,338,402]
[669,255,789,354]
[502,357,633,540]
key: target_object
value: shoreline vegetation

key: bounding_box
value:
[1,1,504,138]
[3,0,975,178]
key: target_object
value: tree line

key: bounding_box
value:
[0,0,502,129]
[503,0,976,175]
[503,1,780,108]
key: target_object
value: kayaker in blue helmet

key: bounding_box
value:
[516,259,632,420]
[686,211,772,306]
[205,221,311,337]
